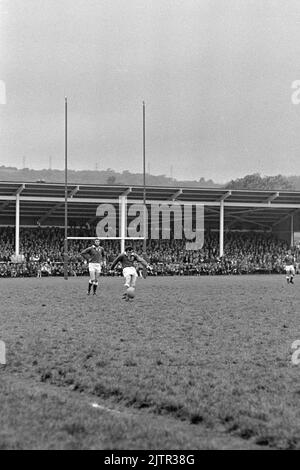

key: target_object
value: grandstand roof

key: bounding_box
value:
[0,181,299,229]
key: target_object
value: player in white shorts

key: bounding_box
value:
[110,246,149,301]
[284,251,295,284]
[80,238,105,295]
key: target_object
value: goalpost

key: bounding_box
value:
[63,99,148,279]
[64,97,68,280]
[67,237,145,252]
[68,237,145,242]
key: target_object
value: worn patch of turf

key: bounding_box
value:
[1,275,300,449]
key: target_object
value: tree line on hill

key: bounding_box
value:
[0,166,218,187]
[1,166,300,190]
[225,173,297,190]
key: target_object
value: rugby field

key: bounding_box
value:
[1,275,300,449]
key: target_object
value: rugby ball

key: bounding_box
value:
[127,287,135,299]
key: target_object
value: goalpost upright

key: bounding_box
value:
[64,97,68,280]
[142,101,147,256]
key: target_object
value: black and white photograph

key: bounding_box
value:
[1,0,300,453]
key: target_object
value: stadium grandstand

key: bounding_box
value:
[1,181,300,278]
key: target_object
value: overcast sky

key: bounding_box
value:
[1,0,300,183]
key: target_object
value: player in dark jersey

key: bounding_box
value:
[80,238,105,295]
[110,246,149,301]
[284,251,295,284]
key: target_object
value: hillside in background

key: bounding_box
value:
[1,167,300,190]
[0,166,220,187]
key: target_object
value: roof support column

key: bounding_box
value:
[219,199,224,258]
[119,196,127,253]
[218,191,231,257]
[291,214,294,247]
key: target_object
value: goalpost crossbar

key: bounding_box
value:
[67,237,145,240]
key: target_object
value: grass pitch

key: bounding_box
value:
[1,275,300,449]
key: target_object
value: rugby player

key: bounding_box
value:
[80,238,105,295]
[284,250,295,284]
[110,246,149,300]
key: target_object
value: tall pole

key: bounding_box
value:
[64,97,68,280]
[143,101,147,254]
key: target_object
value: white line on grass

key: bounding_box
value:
[91,402,122,414]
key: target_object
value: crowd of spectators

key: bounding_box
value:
[0,226,298,278]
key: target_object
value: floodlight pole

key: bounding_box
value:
[64,97,68,280]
